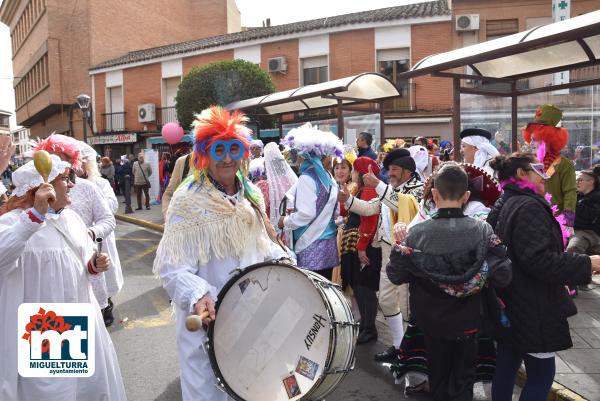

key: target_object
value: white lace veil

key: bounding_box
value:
[263,142,298,229]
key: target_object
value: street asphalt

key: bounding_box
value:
[110,220,519,401]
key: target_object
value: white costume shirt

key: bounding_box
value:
[69,178,116,308]
[283,174,339,253]
[91,176,124,298]
[0,209,127,401]
[154,189,289,401]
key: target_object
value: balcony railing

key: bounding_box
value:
[102,112,126,133]
[571,65,600,82]
[383,82,416,114]
[156,106,178,127]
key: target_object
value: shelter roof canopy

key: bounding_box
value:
[406,10,600,80]
[226,72,401,115]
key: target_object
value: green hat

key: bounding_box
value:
[532,104,562,127]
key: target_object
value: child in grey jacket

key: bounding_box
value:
[387,162,511,401]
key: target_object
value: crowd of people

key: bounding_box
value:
[1,102,600,401]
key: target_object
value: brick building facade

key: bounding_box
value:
[88,1,454,156]
[0,0,241,142]
[3,0,599,157]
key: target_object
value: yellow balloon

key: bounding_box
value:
[33,150,53,183]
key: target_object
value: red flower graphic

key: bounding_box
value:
[22,307,72,353]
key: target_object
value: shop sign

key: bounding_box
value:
[87,133,137,145]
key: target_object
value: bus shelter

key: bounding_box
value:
[397,10,600,158]
[226,72,402,147]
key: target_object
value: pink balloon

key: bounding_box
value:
[161,122,184,145]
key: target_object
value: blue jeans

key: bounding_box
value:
[492,342,556,401]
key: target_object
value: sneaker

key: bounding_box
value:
[146,206,151,210]
[135,207,142,210]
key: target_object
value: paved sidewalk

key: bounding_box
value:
[114,200,600,400]
[553,280,600,401]
[115,194,164,230]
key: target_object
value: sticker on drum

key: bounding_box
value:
[295,356,319,381]
[207,262,357,401]
[283,374,301,398]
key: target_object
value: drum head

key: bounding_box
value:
[208,262,332,401]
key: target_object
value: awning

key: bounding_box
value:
[226,72,401,115]
[147,134,194,145]
[402,9,600,80]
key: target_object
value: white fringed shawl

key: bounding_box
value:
[153,181,270,274]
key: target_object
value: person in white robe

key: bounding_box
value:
[78,141,123,326]
[460,128,500,177]
[31,135,116,314]
[153,106,290,401]
[0,155,127,401]
[277,123,343,281]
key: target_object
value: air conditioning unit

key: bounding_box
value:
[138,103,156,123]
[268,57,288,73]
[456,14,480,31]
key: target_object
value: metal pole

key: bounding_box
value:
[379,101,385,146]
[453,77,461,162]
[511,81,518,152]
[337,99,344,141]
[82,109,88,143]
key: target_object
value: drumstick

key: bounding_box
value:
[185,311,210,332]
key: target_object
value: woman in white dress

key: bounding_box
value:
[78,141,124,326]
[32,135,116,318]
[0,155,127,401]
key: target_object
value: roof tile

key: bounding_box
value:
[91,0,449,71]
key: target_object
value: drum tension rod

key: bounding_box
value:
[331,321,359,327]
[324,367,353,375]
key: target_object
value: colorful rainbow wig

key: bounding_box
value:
[31,133,82,170]
[190,106,253,177]
[523,123,569,171]
[189,106,261,205]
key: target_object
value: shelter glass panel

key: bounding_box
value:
[460,94,513,155]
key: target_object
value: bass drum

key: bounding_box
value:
[207,261,358,401]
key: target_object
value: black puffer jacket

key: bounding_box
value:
[574,189,600,235]
[387,210,511,339]
[487,184,592,353]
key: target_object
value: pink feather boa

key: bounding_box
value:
[499,177,571,247]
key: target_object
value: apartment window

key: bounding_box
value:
[377,49,411,111]
[163,77,180,108]
[301,56,328,86]
[11,0,46,54]
[105,86,124,132]
[161,77,180,124]
[486,19,519,40]
[14,53,49,109]
[378,49,410,84]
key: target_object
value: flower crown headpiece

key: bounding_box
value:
[280,123,343,159]
[248,157,266,180]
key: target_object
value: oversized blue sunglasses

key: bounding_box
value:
[209,139,245,161]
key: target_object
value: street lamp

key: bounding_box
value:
[76,94,91,143]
